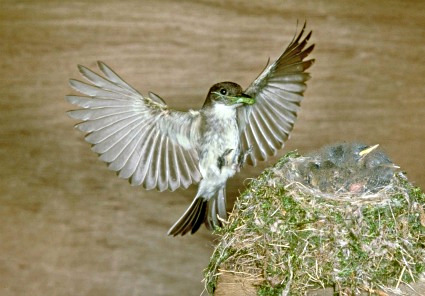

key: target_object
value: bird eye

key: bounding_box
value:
[220,89,227,95]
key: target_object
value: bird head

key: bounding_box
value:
[203,82,255,108]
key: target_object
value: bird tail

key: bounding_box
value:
[167,187,228,236]
[167,197,208,236]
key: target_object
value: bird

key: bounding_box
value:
[66,23,315,236]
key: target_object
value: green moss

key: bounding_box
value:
[257,284,284,296]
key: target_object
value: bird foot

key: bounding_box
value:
[235,146,253,170]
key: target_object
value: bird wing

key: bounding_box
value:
[238,23,315,166]
[66,61,202,192]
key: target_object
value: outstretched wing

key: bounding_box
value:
[66,62,202,192]
[238,23,315,166]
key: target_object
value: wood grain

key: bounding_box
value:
[214,273,425,296]
[1,0,424,295]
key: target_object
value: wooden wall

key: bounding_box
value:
[1,0,424,295]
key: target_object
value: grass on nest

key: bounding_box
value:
[204,151,425,295]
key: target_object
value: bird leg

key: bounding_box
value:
[217,149,234,171]
[217,146,253,172]
[234,146,253,172]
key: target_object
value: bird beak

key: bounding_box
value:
[229,93,255,105]
[359,144,379,157]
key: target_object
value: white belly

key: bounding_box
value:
[199,106,240,185]
[200,128,239,178]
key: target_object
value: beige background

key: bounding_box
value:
[1,0,424,295]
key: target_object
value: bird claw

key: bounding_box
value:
[228,147,250,172]
[237,146,253,169]
[218,147,252,172]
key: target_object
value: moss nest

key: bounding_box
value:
[204,144,425,296]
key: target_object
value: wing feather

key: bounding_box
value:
[78,65,138,97]
[99,119,146,163]
[159,138,169,192]
[68,107,137,121]
[85,115,142,144]
[239,23,314,165]
[252,103,281,150]
[66,62,202,191]
[143,132,162,190]
[118,127,156,179]
[133,129,160,187]
[246,116,267,161]
[168,143,180,191]
[74,112,140,132]
[69,79,135,99]
[249,110,276,156]
[264,86,302,105]
[97,61,140,94]
[274,60,315,74]
[176,146,193,189]
[94,118,153,154]
[107,121,149,170]
[66,95,134,108]
[260,101,290,143]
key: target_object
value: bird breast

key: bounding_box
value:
[199,105,240,181]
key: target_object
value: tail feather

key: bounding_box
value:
[167,197,207,236]
[190,200,207,234]
[167,187,228,236]
[204,187,227,230]
[205,197,218,230]
[216,187,227,221]
[173,200,200,235]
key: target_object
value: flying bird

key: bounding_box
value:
[66,24,314,236]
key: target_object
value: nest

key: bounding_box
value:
[204,144,425,296]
